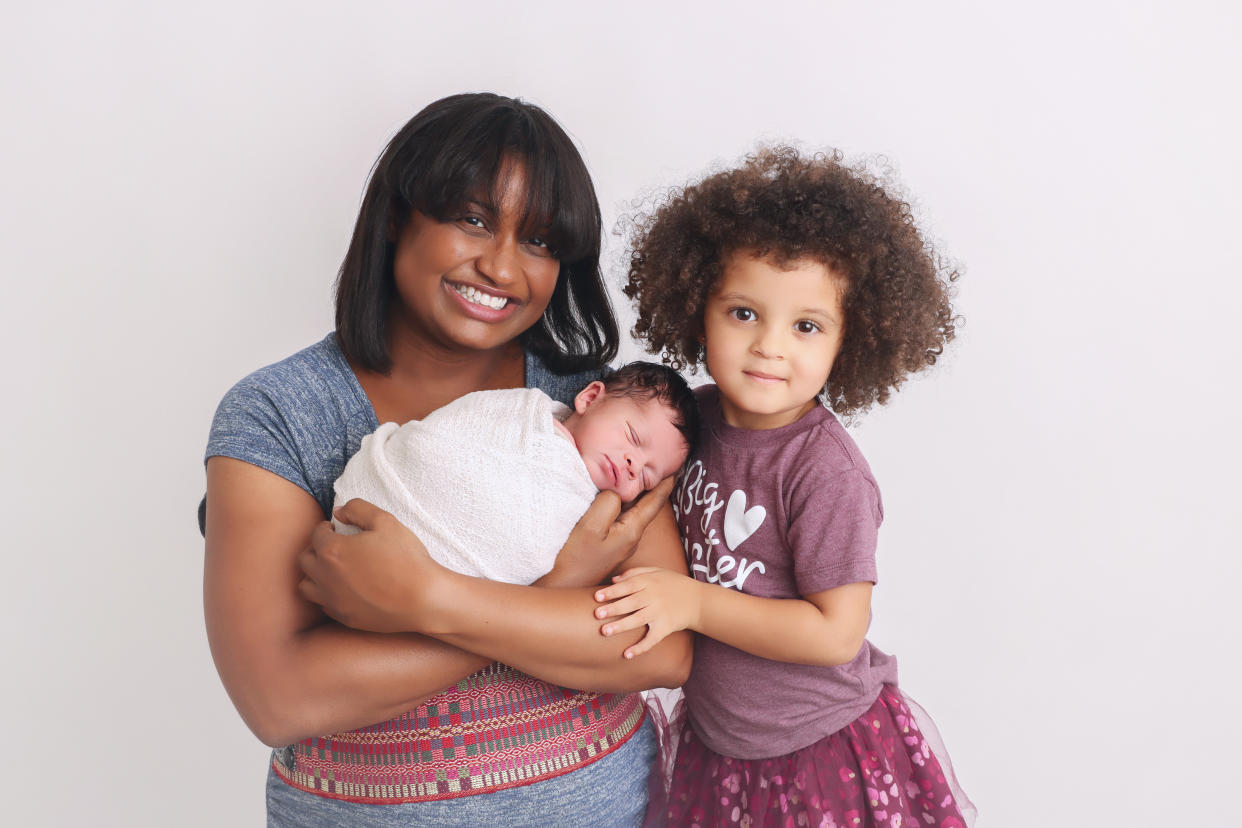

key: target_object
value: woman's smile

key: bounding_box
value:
[389,161,561,355]
[445,279,518,317]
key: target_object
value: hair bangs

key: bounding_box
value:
[397,114,509,224]
[515,141,599,265]
[397,104,597,265]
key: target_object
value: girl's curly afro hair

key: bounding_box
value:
[623,146,959,417]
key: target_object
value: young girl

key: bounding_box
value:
[594,147,975,827]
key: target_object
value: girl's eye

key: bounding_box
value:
[729,308,756,322]
[795,320,821,334]
[627,424,638,445]
[459,215,487,230]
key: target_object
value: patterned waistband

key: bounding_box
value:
[272,663,646,803]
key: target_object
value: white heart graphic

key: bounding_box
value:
[723,490,766,551]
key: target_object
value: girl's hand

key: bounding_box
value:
[593,566,701,659]
[298,498,446,633]
[544,477,676,588]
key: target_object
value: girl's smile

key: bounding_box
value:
[703,251,846,430]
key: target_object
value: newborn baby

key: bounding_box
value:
[332,361,698,584]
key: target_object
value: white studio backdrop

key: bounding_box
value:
[2,1,1238,825]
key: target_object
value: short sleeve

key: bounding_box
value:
[205,376,315,499]
[787,467,883,595]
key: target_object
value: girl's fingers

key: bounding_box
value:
[594,580,641,603]
[600,610,649,637]
[624,639,651,659]
[624,627,668,659]
[595,594,642,619]
[610,566,660,583]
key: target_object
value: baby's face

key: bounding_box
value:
[565,383,689,502]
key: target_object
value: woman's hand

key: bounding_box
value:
[541,477,676,588]
[298,498,448,633]
[593,566,703,659]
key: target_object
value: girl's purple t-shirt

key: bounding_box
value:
[675,385,899,759]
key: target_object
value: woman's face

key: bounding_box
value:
[389,161,560,355]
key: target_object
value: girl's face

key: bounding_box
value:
[389,161,560,355]
[702,252,846,430]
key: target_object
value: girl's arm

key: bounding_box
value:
[298,481,693,694]
[592,567,873,667]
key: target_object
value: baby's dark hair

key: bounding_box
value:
[624,146,959,416]
[602,361,700,457]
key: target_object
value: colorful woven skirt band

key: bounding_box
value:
[272,663,646,804]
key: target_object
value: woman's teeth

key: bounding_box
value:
[454,284,508,310]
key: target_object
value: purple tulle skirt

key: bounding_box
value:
[645,684,975,828]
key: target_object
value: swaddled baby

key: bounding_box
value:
[332,362,699,584]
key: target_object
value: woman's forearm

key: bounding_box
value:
[250,624,491,747]
[412,501,692,690]
[302,491,694,693]
[205,457,492,747]
[209,586,492,749]
[421,573,692,692]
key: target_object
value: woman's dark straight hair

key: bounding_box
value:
[334,92,618,374]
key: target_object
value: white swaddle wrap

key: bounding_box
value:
[332,387,599,584]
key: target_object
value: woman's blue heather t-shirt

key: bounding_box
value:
[200,333,600,533]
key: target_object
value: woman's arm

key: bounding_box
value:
[204,457,493,747]
[593,567,873,667]
[415,497,694,691]
[298,479,693,693]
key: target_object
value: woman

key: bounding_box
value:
[203,93,691,826]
